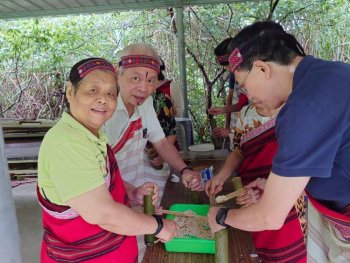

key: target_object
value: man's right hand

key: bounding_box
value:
[155,219,178,242]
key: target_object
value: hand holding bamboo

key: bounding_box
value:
[215,188,245,204]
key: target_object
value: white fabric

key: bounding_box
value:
[104,96,165,187]
[169,81,184,118]
[142,155,170,199]
[105,96,166,262]
[229,104,271,150]
[105,96,164,146]
[229,85,241,128]
[307,199,350,263]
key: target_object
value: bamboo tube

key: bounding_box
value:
[215,188,245,204]
[232,177,243,208]
[185,173,201,204]
[144,188,156,246]
[232,176,243,191]
[209,194,229,263]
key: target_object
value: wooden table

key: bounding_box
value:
[142,152,259,263]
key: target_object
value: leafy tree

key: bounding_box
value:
[1,0,350,142]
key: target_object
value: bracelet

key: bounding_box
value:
[180,166,193,175]
[215,208,231,228]
[152,214,164,236]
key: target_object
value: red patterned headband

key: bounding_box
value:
[119,55,160,73]
[216,54,230,65]
[77,59,116,79]
[229,48,243,72]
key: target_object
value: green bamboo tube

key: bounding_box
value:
[232,177,243,208]
[215,230,229,263]
[209,194,229,263]
[232,176,243,191]
[144,188,156,246]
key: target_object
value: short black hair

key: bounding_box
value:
[229,20,305,71]
[214,37,233,66]
[158,58,166,81]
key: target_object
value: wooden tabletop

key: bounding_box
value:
[142,154,260,263]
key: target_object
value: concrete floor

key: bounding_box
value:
[12,182,42,263]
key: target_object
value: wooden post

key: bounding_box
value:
[144,188,156,246]
[0,128,22,263]
[175,4,188,118]
[209,194,228,263]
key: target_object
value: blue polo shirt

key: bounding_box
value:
[273,56,350,211]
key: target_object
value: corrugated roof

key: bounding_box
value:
[0,0,242,19]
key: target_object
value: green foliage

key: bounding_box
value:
[1,0,350,141]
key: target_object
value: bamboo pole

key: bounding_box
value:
[232,177,243,208]
[232,176,243,191]
[209,194,228,263]
[144,188,156,246]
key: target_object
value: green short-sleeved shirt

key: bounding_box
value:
[38,112,108,205]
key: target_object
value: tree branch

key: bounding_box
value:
[226,4,233,36]
[189,7,217,44]
[186,47,211,85]
[267,0,280,20]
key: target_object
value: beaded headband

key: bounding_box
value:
[119,55,160,73]
[215,53,230,65]
[229,48,243,72]
[77,59,116,79]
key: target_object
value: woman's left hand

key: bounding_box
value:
[207,206,226,233]
[132,182,159,206]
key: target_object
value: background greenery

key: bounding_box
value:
[1,0,349,142]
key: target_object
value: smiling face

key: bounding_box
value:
[117,66,158,115]
[66,70,118,136]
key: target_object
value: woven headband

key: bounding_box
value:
[77,59,116,79]
[119,55,160,73]
[229,48,243,72]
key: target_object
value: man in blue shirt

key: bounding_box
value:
[207,21,350,262]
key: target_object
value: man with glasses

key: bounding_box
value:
[208,21,350,263]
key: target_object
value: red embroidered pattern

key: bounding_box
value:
[120,55,160,73]
[77,59,116,79]
[229,48,243,72]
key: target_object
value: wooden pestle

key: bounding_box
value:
[144,187,156,246]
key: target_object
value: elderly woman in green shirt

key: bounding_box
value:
[37,57,177,263]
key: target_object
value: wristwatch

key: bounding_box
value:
[152,214,164,235]
[215,208,231,228]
